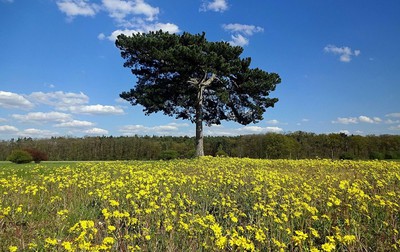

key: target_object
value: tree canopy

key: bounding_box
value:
[116,30,281,156]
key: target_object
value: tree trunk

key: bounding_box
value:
[195,87,205,157]
[191,72,216,157]
[195,108,204,157]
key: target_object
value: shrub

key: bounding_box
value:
[369,151,384,160]
[24,148,48,163]
[215,144,228,157]
[159,150,178,160]
[7,149,33,164]
[339,152,354,160]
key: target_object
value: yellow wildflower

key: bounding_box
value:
[8,246,18,252]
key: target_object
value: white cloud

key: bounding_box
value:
[339,130,350,135]
[358,115,380,124]
[358,115,375,124]
[145,22,180,33]
[119,122,284,137]
[27,91,124,115]
[0,91,34,110]
[56,0,180,42]
[332,117,358,124]
[223,23,263,47]
[120,122,188,136]
[385,119,400,124]
[69,104,124,115]
[0,118,7,122]
[106,22,180,41]
[12,112,72,123]
[29,91,89,109]
[97,33,106,40]
[386,112,400,118]
[0,125,19,133]
[166,122,190,127]
[238,126,284,134]
[389,125,400,131]
[228,34,249,47]
[201,0,228,12]
[107,29,141,41]
[205,125,283,136]
[333,115,381,124]
[266,119,279,125]
[102,0,159,22]
[373,117,382,123]
[83,127,109,135]
[222,23,264,36]
[324,44,361,62]
[56,0,100,18]
[18,128,59,138]
[54,120,95,128]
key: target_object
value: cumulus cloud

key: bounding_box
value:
[222,23,263,47]
[29,91,89,109]
[68,104,124,115]
[238,126,283,134]
[332,117,358,124]
[385,119,400,124]
[386,112,400,118]
[56,0,180,42]
[324,44,361,62]
[338,130,350,135]
[200,0,228,12]
[266,119,279,125]
[83,127,109,135]
[28,91,124,115]
[0,91,34,110]
[106,22,180,41]
[358,115,375,124]
[228,34,249,47]
[0,125,19,134]
[332,116,381,124]
[18,128,59,138]
[389,125,400,130]
[120,122,189,136]
[222,23,264,36]
[384,114,400,124]
[205,125,283,136]
[56,0,100,18]
[97,33,106,40]
[12,112,72,123]
[102,0,159,22]
[54,120,95,128]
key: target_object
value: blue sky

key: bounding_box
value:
[1,0,400,139]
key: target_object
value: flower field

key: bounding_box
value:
[1,157,399,251]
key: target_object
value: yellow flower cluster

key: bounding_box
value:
[0,157,399,251]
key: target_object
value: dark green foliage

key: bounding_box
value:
[369,151,384,160]
[215,144,228,157]
[159,150,179,160]
[7,149,33,164]
[116,31,280,156]
[0,133,399,161]
[116,31,280,125]
[339,152,355,160]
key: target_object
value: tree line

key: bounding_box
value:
[0,132,399,161]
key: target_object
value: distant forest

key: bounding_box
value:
[1,132,400,161]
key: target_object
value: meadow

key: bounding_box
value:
[0,158,399,251]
